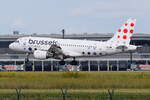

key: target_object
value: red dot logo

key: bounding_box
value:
[125,23,128,26]
[123,35,127,39]
[123,29,128,33]
[130,30,134,33]
[131,23,134,27]
[118,29,121,32]
[117,35,120,38]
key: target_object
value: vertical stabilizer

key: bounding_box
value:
[108,18,136,46]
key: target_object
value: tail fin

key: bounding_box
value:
[108,18,136,46]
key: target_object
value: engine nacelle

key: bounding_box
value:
[33,50,65,60]
[33,50,52,59]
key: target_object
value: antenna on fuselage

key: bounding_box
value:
[61,29,65,39]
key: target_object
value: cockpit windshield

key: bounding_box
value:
[14,40,19,43]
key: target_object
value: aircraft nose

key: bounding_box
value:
[9,43,14,49]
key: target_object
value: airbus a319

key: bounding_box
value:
[9,18,137,65]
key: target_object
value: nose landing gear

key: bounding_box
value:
[24,53,33,71]
[25,53,30,63]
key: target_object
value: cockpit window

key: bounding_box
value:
[14,40,19,43]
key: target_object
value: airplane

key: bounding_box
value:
[9,18,137,65]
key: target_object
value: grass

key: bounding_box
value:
[0,72,150,89]
[0,72,150,99]
[0,89,150,100]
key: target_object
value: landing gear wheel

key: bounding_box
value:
[70,57,78,65]
[59,60,66,65]
[24,53,32,71]
[25,53,30,63]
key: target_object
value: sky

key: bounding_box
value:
[0,0,149,34]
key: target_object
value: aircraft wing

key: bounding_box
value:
[48,44,63,55]
[47,44,81,59]
[63,50,82,57]
[33,43,82,59]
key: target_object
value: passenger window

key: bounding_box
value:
[99,53,102,55]
[93,52,97,55]
[88,52,91,55]
[82,52,85,54]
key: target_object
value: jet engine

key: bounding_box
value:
[33,50,53,59]
[33,45,66,59]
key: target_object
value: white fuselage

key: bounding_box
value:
[9,18,137,60]
[9,37,124,58]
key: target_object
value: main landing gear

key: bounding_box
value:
[58,57,78,66]
[24,53,33,71]
[70,57,78,65]
[25,53,30,63]
[59,59,66,65]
